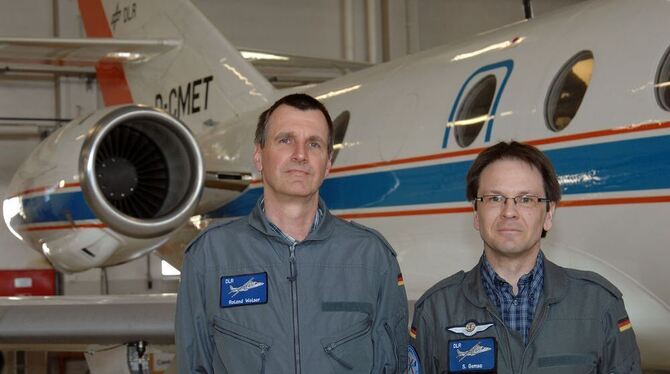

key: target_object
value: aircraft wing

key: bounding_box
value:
[0,37,181,70]
[0,37,368,85]
[0,294,176,351]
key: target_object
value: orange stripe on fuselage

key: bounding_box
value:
[22,223,107,232]
[337,195,670,220]
[77,0,133,106]
[558,195,670,207]
[250,121,670,184]
[339,206,473,219]
[329,121,670,174]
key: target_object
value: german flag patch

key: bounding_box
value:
[410,326,417,339]
[618,317,632,333]
[397,273,405,286]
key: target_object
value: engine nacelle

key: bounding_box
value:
[3,105,204,272]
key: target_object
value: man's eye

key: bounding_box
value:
[519,196,533,204]
[309,142,321,149]
[488,195,504,203]
[279,137,290,144]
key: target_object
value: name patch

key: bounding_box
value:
[220,272,268,308]
[448,337,496,373]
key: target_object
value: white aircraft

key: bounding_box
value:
[457,342,492,362]
[229,278,264,297]
[0,0,669,370]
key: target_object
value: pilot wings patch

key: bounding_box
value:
[447,321,494,337]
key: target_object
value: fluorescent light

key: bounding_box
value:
[240,51,289,61]
[106,51,143,61]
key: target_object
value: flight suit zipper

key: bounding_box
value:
[288,242,301,374]
[323,319,372,370]
[486,306,515,373]
[384,322,399,372]
[519,304,550,374]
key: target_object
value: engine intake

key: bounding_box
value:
[80,105,204,238]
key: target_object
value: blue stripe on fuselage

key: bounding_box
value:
[207,135,670,217]
[17,135,670,224]
[20,189,97,224]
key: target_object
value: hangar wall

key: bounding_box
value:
[416,0,587,50]
[0,0,586,296]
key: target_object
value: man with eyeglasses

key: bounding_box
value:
[408,141,640,374]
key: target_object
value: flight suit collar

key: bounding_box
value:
[462,253,569,308]
[247,196,335,242]
[540,257,569,304]
[462,259,491,308]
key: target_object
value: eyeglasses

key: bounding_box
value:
[474,194,551,209]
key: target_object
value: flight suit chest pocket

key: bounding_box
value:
[536,354,597,374]
[212,316,273,374]
[320,318,373,374]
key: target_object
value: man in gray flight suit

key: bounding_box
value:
[409,141,641,373]
[176,93,408,373]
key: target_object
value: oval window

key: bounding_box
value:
[454,75,497,148]
[655,46,670,111]
[546,51,594,131]
[331,110,350,163]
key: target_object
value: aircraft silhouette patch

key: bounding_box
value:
[220,272,268,308]
[448,337,496,373]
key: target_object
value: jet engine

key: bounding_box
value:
[3,105,204,272]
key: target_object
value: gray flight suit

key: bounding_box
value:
[410,257,641,373]
[176,198,408,373]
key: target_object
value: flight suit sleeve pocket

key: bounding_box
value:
[320,318,373,374]
[212,316,273,374]
[383,311,408,373]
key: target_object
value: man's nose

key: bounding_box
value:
[292,142,307,161]
[500,197,519,218]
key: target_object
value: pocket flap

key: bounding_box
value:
[320,318,371,349]
[213,316,274,348]
[538,354,595,367]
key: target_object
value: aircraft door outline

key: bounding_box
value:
[442,60,514,149]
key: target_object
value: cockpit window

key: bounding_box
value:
[545,50,593,132]
[331,110,350,163]
[454,75,497,148]
[655,46,670,111]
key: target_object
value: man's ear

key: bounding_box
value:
[253,144,263,172]
[543,201,556,232]
[324,156,332,177]
[473,203,481,232]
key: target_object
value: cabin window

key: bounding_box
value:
[331,110,350,163]
[655,46,670,111]
[454,75,497,148]
[545,51,593,131]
